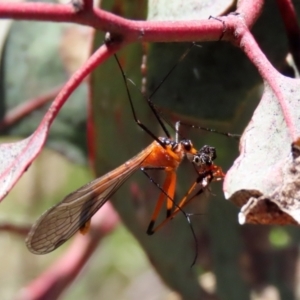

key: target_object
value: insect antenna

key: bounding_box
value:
[176,121,241,140]
[141,42,240,142]
[147,43,195,99]
[145,43,196,138]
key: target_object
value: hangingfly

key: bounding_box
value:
[26,46,224,255]
[26,137,202,254]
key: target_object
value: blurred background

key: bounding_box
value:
[1,0,300,299]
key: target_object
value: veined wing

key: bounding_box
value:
[26,146,153,255]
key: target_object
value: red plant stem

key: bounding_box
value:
[82,0,93,11]
[225,13,273,81]
[0,17,123,203]
[0,3,126,30]
[41,41,123,131]
[236,0,264,28]
[0,85,62,131]
[0,2,225,42]
[234,15,295,138]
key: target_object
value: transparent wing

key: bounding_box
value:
[26,147,153,255]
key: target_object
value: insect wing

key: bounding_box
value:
[26,149,151,255]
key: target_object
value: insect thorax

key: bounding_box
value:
[158,137,194,154]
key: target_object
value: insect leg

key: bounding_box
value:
[141,168,176,235]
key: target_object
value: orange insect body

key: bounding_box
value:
[26,137,198,254]
[151,145,225,234]
[141,138,193,169]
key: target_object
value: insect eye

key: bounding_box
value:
[193,156,200,164]
[182,139,193,151]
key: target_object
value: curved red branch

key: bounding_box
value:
[236,0,264,28]
[0,2,225,43]
[82,0,93,11]
[0,41,123,202]
[42,41,123,128]
[0,85,62,131]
